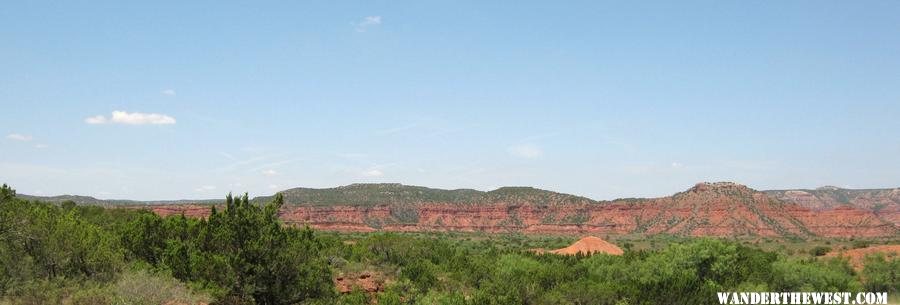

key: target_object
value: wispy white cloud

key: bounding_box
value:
[361,168,384,177]
[355,16,382,32]
[377,123,418,135]
[376,118,473,139]
[6,133,32,141]
[507,144,543,159]
[597,134,636,152]
[519,132,559,143]
[337,153,369,160]
[34,144,49,149]
[332,154,392,178]
[425,126,468,138]
[241,146,268,153]
[622,164,653,175]
[84,115,107,124]
[216,153,299,176]
[721,160,776,171]
[85,111,176,125]
[249,157,301,172]
[217,155,271,173]
[671,162,684,169]
[219,152,237,161]
[194,185,216,192]
[161,89,176,96]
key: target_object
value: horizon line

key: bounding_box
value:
[12,181,900,204]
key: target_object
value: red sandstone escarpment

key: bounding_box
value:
[784,205,897,238]
[132,182,899,238]
[616,183,808,237]
[132,204,214,218]
[878,205,900,227]
[767,187,900,227]
[278,205,391,232]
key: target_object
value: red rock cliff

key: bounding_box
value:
[136,182,899,238]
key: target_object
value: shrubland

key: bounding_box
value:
[1,184,897,304]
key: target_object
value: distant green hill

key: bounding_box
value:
[17,183,599,207]
[252,183,598,206]
[20,183,899,210]
[16,194,221,206]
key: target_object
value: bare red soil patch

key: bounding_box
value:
[334,272,384,294]
[825,245,900,270]
[549,236,624,256]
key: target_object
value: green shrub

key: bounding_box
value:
[810,246,831,256]
[861,254,899,293]
[852,240,871,249]
[770,258,861,291]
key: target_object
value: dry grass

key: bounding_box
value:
[109,269,213,305]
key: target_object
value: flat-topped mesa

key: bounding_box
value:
[687,182,756,196]
[264,183,485,206]
[816,186,843,191]
[484,187,597,206]
[263,183,598,207]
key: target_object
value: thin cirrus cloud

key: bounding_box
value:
[161,89,176,96]
[194,185,216,192]
[6,133,33,141]
[85,111,176,125]
[507,144,543,159]
[361,168,384,177]
[355,16,381,32]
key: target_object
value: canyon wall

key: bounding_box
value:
[137,182,899,238]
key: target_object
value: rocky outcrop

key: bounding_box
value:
[132,182,900,238]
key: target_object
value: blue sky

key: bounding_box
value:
[2,1,899,200]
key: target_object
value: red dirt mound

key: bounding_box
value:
[825,245,900,270]
[550,236,624,256]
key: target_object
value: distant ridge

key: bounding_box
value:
[252,183,597,206]
[15,194,220,206]
[765,186,900,210]
[18,181,896,238]
[18,182,900,209]
[252,183,485,206]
